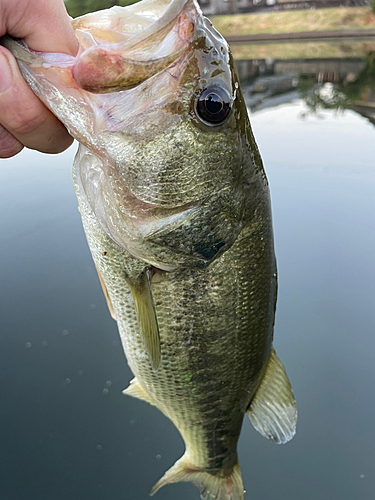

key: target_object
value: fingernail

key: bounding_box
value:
[0,50,12,93]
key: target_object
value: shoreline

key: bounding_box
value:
[212,7,375,40]
[226,28,375,44]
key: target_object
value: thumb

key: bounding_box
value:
[3,0,78,56]
[0,46,73,156]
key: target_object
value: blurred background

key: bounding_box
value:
[0,1,374,500]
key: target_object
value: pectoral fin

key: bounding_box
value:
[125,268,161,371]
[95,265,116,320]
[247,348,297,444]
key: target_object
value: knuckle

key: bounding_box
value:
[8,104,47,137]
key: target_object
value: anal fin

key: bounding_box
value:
[125,268,161,371]
[123,377,154,405]
[247,348,297,444]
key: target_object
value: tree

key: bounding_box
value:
[65,0,139,18]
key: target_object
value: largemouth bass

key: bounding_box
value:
[2,1,297,498]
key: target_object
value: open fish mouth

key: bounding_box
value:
[2,1,199,94]
[71,0,199,93]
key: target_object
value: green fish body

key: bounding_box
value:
[2,1,296,498]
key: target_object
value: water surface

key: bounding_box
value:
[0,46,374,500]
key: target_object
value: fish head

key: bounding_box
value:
[7,0,255,271]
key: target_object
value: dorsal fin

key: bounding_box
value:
[125,268,161,371]
[247,348,297,444]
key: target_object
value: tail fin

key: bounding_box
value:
[150,455,244,500]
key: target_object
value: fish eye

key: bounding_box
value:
[196,86,232,125]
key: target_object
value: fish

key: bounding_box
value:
[1,1,297,498]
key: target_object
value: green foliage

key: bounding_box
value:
[371,0,375,14]
[65,0,140,18]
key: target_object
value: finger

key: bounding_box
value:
[4,0,79,56]
[0,123,23,159]
[0,47,74,154]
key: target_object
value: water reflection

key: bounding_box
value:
[299,52,375,122]
[236,42,375,124]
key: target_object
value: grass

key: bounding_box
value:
[212,7,375,36]
[230,41,375,60]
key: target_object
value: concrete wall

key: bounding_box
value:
[198,0,284,15]
[198,0,236,16]
[197,0,365,15]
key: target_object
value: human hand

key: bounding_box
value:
[0,0,79,158]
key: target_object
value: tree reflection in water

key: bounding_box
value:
[298,52,375,123]
[238,47,375,126]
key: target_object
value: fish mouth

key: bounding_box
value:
[71,0,199,93]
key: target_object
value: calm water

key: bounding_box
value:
[0,46,374,500]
